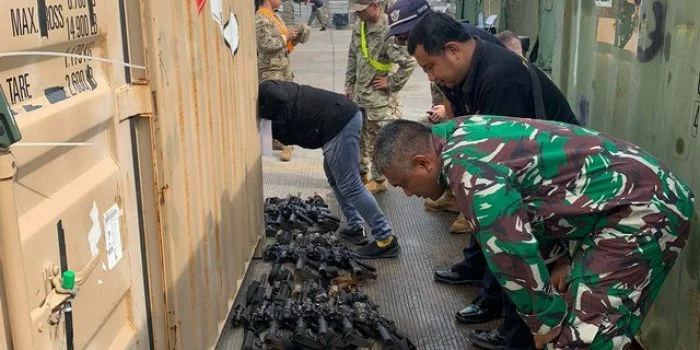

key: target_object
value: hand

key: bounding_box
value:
[549,257,571,294]
[533,325,562,349]
[345,90,353,100]
[428,105,447,123]
[287,27,298,41]
[371,76,389,90]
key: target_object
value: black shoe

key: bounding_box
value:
[467,329,508,350]
[354,236,400,259]
[337,225,370,246]
[320,27,327,31]
[455,297,502,324]
[433,264,483,285]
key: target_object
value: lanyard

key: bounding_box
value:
[360,21,392,72]
[257,8,294,53]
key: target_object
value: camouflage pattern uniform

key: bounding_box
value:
[256,12,310,82]
[431,116,694,349]
[430,82,444,106]
[345,14,416,182]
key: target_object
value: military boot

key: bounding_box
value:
[360,173,370,185]
[279,146,294,162]
[424,190,460,213]
[365,180,387,194]
[450,214,473,234]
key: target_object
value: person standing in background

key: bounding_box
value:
[345,0,416,194]
[255,0,310,161]
[306,0,328,30]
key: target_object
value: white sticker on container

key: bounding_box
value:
[88,202,102,257]
[222,12,239,55]
[104,204,123,270]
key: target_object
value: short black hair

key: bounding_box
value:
[407,12,472,55]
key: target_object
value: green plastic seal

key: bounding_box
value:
[62,270,75,290]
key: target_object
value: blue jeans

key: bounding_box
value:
[321,112,392,240]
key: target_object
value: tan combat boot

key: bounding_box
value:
[365,180,387,194]
[449,214,473,234]
[279,146,294,162]
[360,173,370,185]
[424,190,460,213]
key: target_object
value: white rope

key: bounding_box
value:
[12,142,94,147]
[0,51,146,70]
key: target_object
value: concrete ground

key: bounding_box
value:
[217,28,497,349]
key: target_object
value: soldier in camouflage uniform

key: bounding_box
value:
[345,0,416,194]
[373,117,695,349]
[256,0,310,160]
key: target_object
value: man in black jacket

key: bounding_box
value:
[259,80,399,259]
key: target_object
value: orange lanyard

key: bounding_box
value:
[256,8,294,53]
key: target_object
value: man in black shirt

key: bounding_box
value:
[259,80,400,258]
[386,0,504,235]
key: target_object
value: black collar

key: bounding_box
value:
[460,37,485,98]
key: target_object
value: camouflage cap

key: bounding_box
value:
[350,0,379,12]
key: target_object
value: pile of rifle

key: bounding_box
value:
[265,195,341,236]
[230,195,416,349]
[264,230,378,283]
[231,267,416,350]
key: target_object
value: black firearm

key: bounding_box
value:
[264,195,340,236]
[231,275,267,350]
[350,301,418,350]
[264,233,377,282]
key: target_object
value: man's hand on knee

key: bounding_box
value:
[550,256,572,294]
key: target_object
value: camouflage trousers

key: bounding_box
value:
[307,8,326,27]
[359,118,392,183]
[550,201,692,349]
[430,82,444,106]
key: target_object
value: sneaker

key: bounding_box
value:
[450,214,474,234]
[365,180,387,194]
[279,146,294,162]
[320,27,327,31]
[337,225,370,246]
[354,236,400,259]
[424,191,460,213]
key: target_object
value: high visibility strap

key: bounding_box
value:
[360,22,392,72]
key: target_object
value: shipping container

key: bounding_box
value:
[0,0,262,348]
[551,0,700,348]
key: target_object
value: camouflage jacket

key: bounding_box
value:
[345,14,416,111]
[256,12,310,82]
[431,115,694,335]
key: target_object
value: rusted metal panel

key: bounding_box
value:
[0,0,151,349]
[138,0,263,348]
[553,1,700,348]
